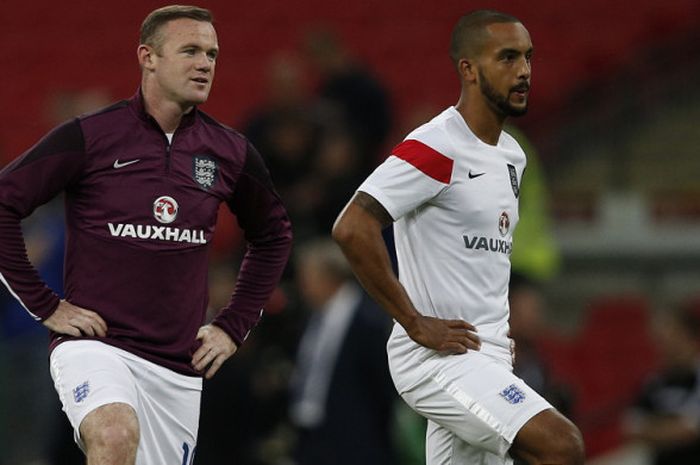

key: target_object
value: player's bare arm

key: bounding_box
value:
[352,190,394,228]
[333,191,480,354]
[42,299,108,337]
[191,324,238,379]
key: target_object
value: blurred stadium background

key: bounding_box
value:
[2,0,700,464]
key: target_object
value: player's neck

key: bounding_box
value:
[455,95,505,146]
[141,85,193,134]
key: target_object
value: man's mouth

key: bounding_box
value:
[511,84,530,95]
[191,77,209,84]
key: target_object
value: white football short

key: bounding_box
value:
[388,327,551,465]
[49,340,202,465]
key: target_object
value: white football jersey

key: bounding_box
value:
[358,106,526,365]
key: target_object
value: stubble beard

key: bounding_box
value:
[478,70,528,118]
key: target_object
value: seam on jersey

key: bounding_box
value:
[429,370,506,439]
[7,149,84,174]
[8,119,86,177]
[0,271,40,320]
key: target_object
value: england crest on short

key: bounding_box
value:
[193,155,217,190]
[73,380,90,403]
[500,383,526,405]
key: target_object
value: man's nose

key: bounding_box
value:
[195,52,212,70]
[518,57,531,79]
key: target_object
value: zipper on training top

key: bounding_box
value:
[163,131,176,174]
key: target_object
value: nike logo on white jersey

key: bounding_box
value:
[113,159,141,169]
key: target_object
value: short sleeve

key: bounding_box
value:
[357,139,454,220]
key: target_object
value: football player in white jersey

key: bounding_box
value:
[333,10,584,465]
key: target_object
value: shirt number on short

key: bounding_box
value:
[181,442,196,465]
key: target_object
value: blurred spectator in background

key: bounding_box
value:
[290,238,397,465]
[623,300,700,464]
[302,129,367,234]
[244,38,394,243]
[509,272,573,418]
[244,52,321,240]
[44,88,112,127]
[305,27,393,171]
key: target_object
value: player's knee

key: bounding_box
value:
[81,404,140,455]
[89,422,139,452]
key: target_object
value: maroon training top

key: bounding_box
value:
[0,90,293,375]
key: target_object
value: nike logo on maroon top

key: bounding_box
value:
[113,159,140,169]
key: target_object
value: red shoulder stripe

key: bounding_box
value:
[391,139,453,184]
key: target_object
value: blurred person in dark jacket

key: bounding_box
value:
[290,238,397,465]
[305,27,392,170]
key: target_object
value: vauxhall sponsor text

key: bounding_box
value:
[463,235,512,255]
[108,223,207,244]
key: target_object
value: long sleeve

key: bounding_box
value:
[0,119,86,320]
[213,141,292,346]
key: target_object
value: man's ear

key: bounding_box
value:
[458,58,477,84]
[138,44,156,71]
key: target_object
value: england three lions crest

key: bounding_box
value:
[500,383,526,405]
[193,155,218,190]
[507,163,520,198]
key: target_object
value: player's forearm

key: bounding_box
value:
[0,205,60,320]
[332,205,419,329]
[213,228,292,346]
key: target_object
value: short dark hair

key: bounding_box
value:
[140,5,213,51]
[449,10,521,66]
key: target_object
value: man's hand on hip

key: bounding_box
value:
[42,299,107,337]
[192,324,238,379]
[405,314,480,355]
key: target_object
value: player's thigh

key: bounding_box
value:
[399,351,550,458]
[509,408,584,464]
[49,340,140,450]
[119,347,202,464]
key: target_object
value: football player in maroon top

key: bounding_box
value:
[0,5,292,465]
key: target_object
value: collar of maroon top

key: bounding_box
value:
[128,87,198,132]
